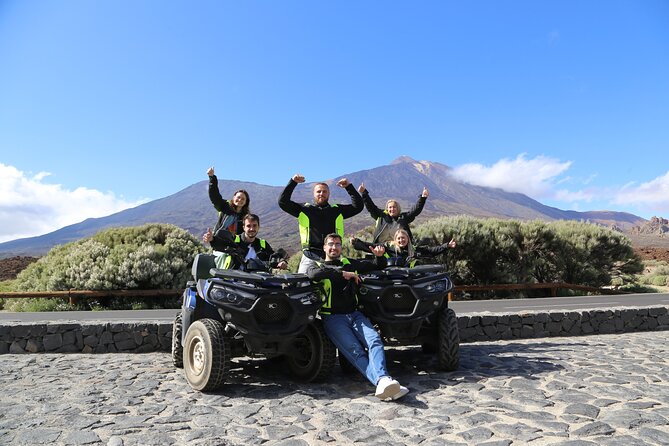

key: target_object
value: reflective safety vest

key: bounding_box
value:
[298,204,344,251]
[317,257,352,315]
[218,236,267,269]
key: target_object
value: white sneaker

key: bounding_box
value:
[384,385,409,401]
[375,376,401,400]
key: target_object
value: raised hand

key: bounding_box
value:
[292,174,305,183]
[371,245,386,257]
[202,228,213,244]
[336,178,350,188]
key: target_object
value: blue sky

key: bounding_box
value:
[1,1,668,243]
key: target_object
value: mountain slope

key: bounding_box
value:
[0,157,646,258]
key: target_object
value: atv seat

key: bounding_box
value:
[192,253,217,280]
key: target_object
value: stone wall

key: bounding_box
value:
[456,306,669,342]
[0,322,172,354]
[1,306,668,354]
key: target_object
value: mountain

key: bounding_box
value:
[0,157,647,258]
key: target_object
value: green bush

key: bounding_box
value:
[651,275,669,287]
[410,216,642,289]
[14,224,205,292]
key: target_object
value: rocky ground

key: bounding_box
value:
[633,247,669,263]
[0,256,38,281]
[2,331,669,445]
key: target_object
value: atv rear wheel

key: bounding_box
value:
[437,307,460,371]
[183,319,230,391]
[172,312,184,368]
[285,321,336,382]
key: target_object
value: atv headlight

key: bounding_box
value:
[425,280,447,293]
[299,292,321,305]
[209,286,243,304]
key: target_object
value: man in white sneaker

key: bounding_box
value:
[306,233,409,401]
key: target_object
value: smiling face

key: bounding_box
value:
[313,184,330,205]
[386,200,400,217]
[232,191,247,210]
[323,235,343,260]
[394,230,409,248]
[243,218,259,240]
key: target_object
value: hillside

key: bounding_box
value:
[0,157,650,258]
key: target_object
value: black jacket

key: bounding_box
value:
[208,174,245,235]
[306,256,384,314]
[361,190,426,243]
[351,237,450,267]
[278,179,363,258]
[211,232,285,269]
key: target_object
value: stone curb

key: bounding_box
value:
[1,306,668,354]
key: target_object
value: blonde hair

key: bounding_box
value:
[386,199,401,213]
[389,229,414,258]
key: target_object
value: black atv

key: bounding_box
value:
[172,252,336,391]
[357,264,459,371]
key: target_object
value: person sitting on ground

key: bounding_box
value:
[203,213,288,270]
[306,233,409,402]
[351,228,456,268]
[207,166,250,236]
[279,173,363,273]
[357,182,429,244]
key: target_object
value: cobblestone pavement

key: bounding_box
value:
[2,331,669,446]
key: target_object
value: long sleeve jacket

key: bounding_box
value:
[210,232,285,269]
[208,175,244,235]
[278,179,363,257]
[361,190,426,244]
[351,237,450,267]
[306,256,384,314]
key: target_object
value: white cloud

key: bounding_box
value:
[0,163,147,243]
[613,170,669,216]
[450,153,572,199]
[449,154,669,219]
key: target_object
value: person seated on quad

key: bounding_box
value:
[357,182,429,244]
[207,166,250,236]
[306,233,409,402]
[203,213,288,271]
[351,228,456,268]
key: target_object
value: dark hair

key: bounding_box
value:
[230,189,250,215]
[243,213,260,225]
[324,233,342,244]
[313,182,329,191]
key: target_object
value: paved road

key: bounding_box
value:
[2,330,668,445]
[2,293,668,323]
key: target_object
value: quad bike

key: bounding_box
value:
[172,247,336,392]
[356,264,460,371]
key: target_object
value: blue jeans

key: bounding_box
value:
[322,311,389,386]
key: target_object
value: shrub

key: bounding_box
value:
[651,275,669,287]
[412,216,642,289]
[13,224,205,292]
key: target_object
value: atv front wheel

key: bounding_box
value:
[437,307,460,371]
[183,319,230,391]
[172,312,184,368]
[285,321,336,382]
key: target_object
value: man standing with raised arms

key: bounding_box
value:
[279,173,364,273]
